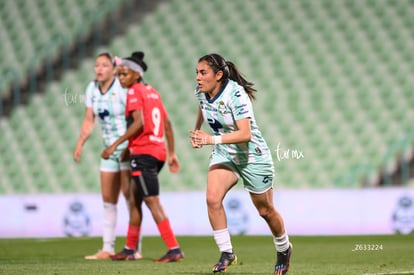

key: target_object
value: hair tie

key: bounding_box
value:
[113,56,122,66]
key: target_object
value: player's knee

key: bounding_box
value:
[102,193,118,203]
[257,205,274,220]
[143,195,159,208]
[206,194,222,210]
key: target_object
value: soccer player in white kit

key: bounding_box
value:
[189,53,292,274]
[73,53,141,260]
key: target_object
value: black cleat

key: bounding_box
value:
[212,252,237,273]
[274,243,292,275]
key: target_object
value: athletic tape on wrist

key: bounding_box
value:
[212,135,222,144]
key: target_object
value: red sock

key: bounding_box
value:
[157,219,179,250]
[126,224,140,250]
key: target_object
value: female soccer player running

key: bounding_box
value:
[73,53,141,260]
[189,53,292,274]
[101,51,184,262]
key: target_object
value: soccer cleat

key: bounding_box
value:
[154,248,184,263]
[274,243,292,275]
[84,250,113,260]
[110,248,136,261]
[212,252,237,273]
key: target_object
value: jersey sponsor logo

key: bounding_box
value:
[146,93,159,99]
[207,118,223,133]
[201,104,218,112]
[98,109,110,120]
[129,98,138,103]
[128,89,134,95]
[149,135,165,143]
[237,109,249,116]
[235,104,248,116]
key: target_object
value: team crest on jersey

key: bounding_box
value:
[128,88,134,95]
[218,101,227,114]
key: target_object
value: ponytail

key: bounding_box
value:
[198,53,256,100]
[226,61,256,101]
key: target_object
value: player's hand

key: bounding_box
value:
[73,146,82,163]
[189,129,211,148]
[190,135,202,148]
[101,144,116,159]
[168,153,180,173]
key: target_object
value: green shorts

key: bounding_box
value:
[209,150,275,194]
[100,147,129,172]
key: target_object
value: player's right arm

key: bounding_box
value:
[101,109,143,159]
[73,107,95,163]
[190,106,204,148]
[194,106,204,130]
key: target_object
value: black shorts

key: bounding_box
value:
[130,154,165,197]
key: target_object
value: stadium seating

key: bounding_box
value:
[0,0,126,96]
[1,0,414,193]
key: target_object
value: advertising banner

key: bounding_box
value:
[1,188,413,238]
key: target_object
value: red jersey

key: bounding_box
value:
[125,82,168,161]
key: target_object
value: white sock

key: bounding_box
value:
[137,234,143,254]
[102,202,117,253]
[274,232,290,252]
[213,228,233,253]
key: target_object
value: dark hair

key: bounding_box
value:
[97,52,116,67]
[125,51,148,72]
[198,53,256,100]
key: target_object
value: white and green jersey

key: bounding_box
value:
[195,79,272,165]
[85,78,127,149]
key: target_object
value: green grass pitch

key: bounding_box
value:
[0,234,413,275]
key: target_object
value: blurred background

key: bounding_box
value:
[0,0,413,236]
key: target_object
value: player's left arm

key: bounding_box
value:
[222,118,251,143]
[101,110,143,159]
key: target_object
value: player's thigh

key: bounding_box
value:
[130,155,163,197]
[100,157,123,203]
[207,164,239,203]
